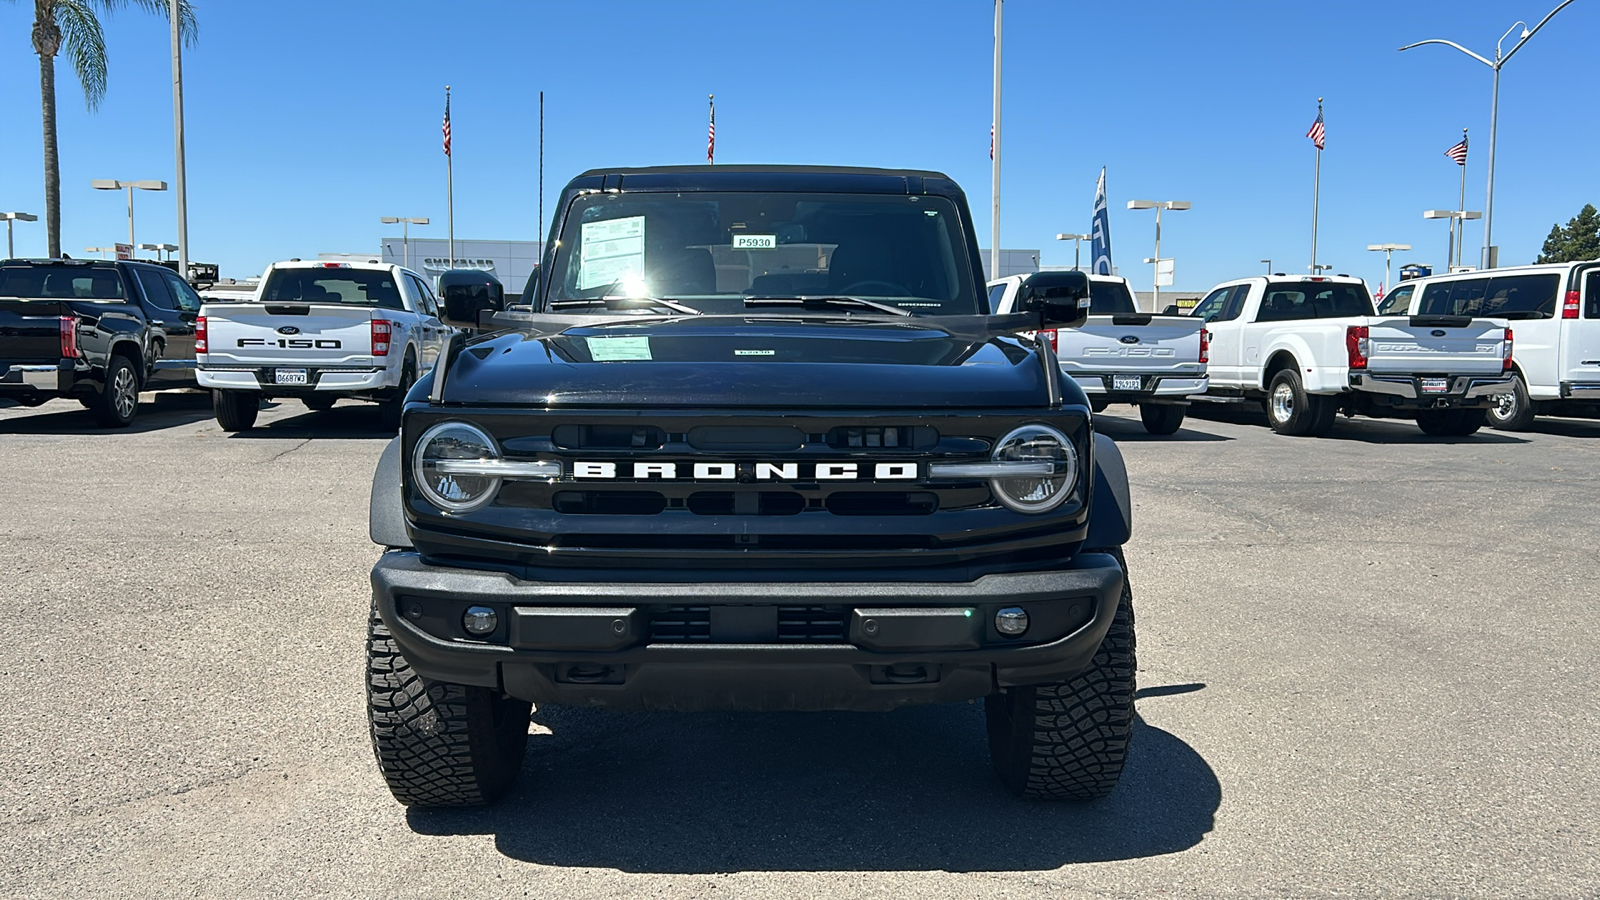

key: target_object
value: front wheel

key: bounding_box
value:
[1416,407,1486,436]
[1265,369,1335,437]
[1487,374,1537,431]
[986,550,1136,800]
[1138,403,1186,435]
[212,390,259,432]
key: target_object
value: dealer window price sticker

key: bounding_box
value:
[578,216,646,290]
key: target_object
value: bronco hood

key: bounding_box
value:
[439,317,1054,408]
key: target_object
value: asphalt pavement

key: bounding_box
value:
[2,392,1597,899]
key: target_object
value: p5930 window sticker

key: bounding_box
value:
[578,215,646,290]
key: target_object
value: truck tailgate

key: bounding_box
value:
[1058,314,1205,372]
[201,302,378,367]
[0,298,72,361]
[1365,316,1511,375]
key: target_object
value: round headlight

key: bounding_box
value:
[989,424,1077,514]
[413,421,502,513]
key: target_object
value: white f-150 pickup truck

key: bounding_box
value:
[196,260,452,431]
[1192,275,1514,436]
[989,271,1208,434]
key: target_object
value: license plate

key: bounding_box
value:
[1113,375,1142,392]
[275,368,308,386]
[1420,377,1449,394]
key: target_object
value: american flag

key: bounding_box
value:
[1375,281,1386,303]
[707,96,715,164]
[1445,135,1468,166]
[442,92,451,157]
[1306,107,1325,151]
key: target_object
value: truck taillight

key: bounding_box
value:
[1504,327,1514,372]
[195,315,207,353]
[1038,329,1057,351]
[1199,328,1211,365]
[59,316,82,359]
[1563,290,1580,319]
[372,319,392,357]
[1345,325,1369,370]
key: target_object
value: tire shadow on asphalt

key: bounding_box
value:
[0,391,214,435]
[407,689,1220,872]
[1090,408,1234,443]
[1184,401,1535,445]
[222,400,397,440]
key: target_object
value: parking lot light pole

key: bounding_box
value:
[381,217,430,270]
[140,242,178,262]
[1056,232,1092,270]
[1399,0,1579,269]
[1261,258,1273,274]
[1127,200,1191,312]
[3,212,38,258]
[91,180,167,252]
[84,246,115,259]
[1366,243,1411,293]
[1424,210,1482,269]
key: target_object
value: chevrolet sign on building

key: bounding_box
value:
[378,238,544,294]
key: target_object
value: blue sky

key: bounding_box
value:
[2,0,1596,292]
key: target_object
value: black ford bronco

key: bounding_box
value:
[366,166,1136,805]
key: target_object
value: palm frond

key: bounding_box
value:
[95,0,199,47]
[55,0,110,110]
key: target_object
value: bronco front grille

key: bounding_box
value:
[647,605,849,643]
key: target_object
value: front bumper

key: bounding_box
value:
[1349,371,1515,407]
[0,361,75,394]
[371,550,1125,712]
[1069,372,1208,401]
[198,365,387,392]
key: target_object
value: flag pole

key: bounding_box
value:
[539,90,544,259]
[446,85,454,269]
[991,0,1002,281]
[1310,98,1322,274]
[1456,127,1468,270]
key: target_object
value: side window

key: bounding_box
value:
[1217,285,1248,322]
[1190,286,1232,322]
[1588,271,1600,319]
[1481,273,1560,318]
[1256,288,1314,322]
[132,267,176,310]
[1417,282,1453,316]
[1447,278,1491,316]
[407,275,437,316]
[1377,284,1414,315]
[987,283,1009,313]
[162,271,203,313]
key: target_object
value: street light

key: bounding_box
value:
[1260,259,1273,275]
[1127,200,1190,311]
[91,179,167,253]
[140,242,178,262]
[1312,264,1334,274]
[1399,0,1579,269]
[1366,243,1412,292]
[1055,233,1092,271]
[381,216,430,270]
[84,246,116,259]
[2,212,38,258]
[1423,210,1482,269]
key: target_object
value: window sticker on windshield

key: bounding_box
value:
[578,216,646,290]
[586,336,652,362]
[732,234,776,250]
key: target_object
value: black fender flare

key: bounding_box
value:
[369,437,412,549]
[1085,432,1132,549]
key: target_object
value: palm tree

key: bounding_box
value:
[15,0,197,257]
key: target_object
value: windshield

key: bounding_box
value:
[544,191,978,314]
[1088,280,1137,314]
[0,264,125,300]
[260,268,404,310]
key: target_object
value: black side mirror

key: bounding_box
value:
[1162,304,1179,316]
[1020,270,1089,329]
[438,269,505,329]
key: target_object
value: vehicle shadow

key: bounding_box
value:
[1092,409,1233,442]
[1526,417,1600,438]
[227,400,397,440]
[1186,401,1531,445]
[407,691,1219,873]
[0,391,214,435]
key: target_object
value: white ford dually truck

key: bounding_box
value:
[196,260,451,432]
[989,272,1208,434]
[1193,275,1514,436]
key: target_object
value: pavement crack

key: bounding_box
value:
[267,438,312,463]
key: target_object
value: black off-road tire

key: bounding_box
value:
[1265,369,1336,437]
[88,353,140,427]
[303,394,337,412]
[1487,373,1537,431]
[367,601,531,807]
[1416,407,1486,436]
[1138,403,1186,435]
[986,549,1137,800]
[212,390,259,432]
[379,356,416,432]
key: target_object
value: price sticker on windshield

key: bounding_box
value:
[733,234,776,249]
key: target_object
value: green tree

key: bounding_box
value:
[13,0,196,258]
[1536,203,1600,264]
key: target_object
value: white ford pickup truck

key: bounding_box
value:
[990,272,1208,434]
[1193,275,1515,436]
[196,260,451,432]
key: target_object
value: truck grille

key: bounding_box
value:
[648,606,850,643]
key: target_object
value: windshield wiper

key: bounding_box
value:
[548,295,702,315]
[742,295,911,316]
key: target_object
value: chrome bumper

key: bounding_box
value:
[198,366,387,391]
[1,362,73,392]
[1069,372,1209,398]
[1350,372,1515,401]
[1560,382,1600,401]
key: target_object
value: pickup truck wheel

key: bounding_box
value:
[1265,369,1333,437]
[379,357,416,431]
[367,600,530,807]
[87,354,140,428]
[985,549,1136,800]
[1138,403,1186,435]
[1487,374,1536,431]
[1416,407,1486,436]
[302,395,337,412]
[212,390,259,432]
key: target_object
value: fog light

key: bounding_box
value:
[995,607,1029,637]
[462,606,498,636]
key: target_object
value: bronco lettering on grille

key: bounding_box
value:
[572,461,920,481]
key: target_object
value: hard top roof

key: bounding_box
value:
[578,164,953,179]
[566,165,964,196]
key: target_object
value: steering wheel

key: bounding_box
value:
[838,280,911,297]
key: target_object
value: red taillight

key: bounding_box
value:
[1199,328,1211,365]
[1504,327,1514,372]
[1038,329,1058,351]
[59,315,82,359]
[1346,325,1369,370]
[195,315,207,354]
[371,319,392,357]
[1563,290,1580,319]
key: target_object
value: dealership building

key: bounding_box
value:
[373,237,545,296]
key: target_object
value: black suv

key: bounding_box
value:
[366,166,1136,805]
[0,258,203,426]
